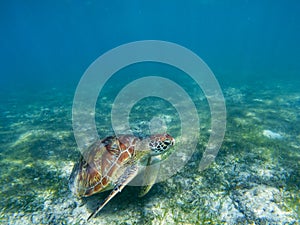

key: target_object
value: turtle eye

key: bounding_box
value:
[163,139,171,145]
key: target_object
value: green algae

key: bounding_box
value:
[0,82,299,224]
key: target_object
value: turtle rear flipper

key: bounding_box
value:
[139,155,161,197]
[87,164,138,220]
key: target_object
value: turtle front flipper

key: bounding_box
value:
[139,155,161,197]
[87,165,138,221]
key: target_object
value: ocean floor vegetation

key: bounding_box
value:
[0,81,299,224]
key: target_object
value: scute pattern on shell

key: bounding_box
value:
[69,135,139,197]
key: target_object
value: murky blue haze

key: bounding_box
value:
[0,1,299,224]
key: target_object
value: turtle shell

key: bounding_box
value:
[69,135,139,197]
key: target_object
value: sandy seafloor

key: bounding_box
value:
[0,81,299,225]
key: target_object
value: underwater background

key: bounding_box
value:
[0,1,299,224]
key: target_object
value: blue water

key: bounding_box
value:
[0,1,300,224]
[1,1,299,89]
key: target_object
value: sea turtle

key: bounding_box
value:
[69,133,175,220]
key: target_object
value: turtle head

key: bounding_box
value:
[148,133,175,155]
